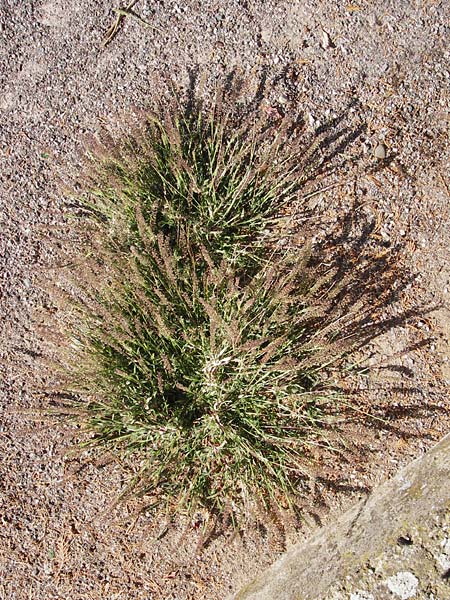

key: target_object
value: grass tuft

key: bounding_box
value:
[47,104,370,518]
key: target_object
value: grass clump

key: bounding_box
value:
[84,109,302,265]
[49,104,357,518]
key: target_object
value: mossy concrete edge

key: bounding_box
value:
[233,433,450,600]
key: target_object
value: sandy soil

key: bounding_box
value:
[0,1,449,599]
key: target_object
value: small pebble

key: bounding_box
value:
[374,143,387,159]
[321,30,332,49]
[350,593,374,600]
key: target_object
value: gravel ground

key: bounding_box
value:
[0,1,449,599]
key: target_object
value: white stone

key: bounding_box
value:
[385,571,419,599]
